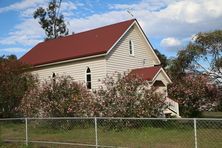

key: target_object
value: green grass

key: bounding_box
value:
[201,112,222,118]
[98,127,194,148]
[0,121,222,148]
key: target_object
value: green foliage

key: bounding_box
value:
[166,58,183,81]
[167,30,222,116]
[0,55,37,118]
[33,0,69,40]
[154,49,168,68]
[168,30,222,83]
[168,74,220,117]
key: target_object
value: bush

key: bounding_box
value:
[20,72,166,121]
[0,55,37,118]
[94,72,166,118]
[19,75,95,117]
[168,74,220,117]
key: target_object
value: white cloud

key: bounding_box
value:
[157,0,222,24]
[65,0,222,41]
[108,0,222,52]
[0,18,44,46]
[20,8,37,17]
[0,0,49,48]
[51,0,222,53]
[110,0,173,11]
[60,1,77,16]
[2,47,26,53]
[0,0,78,48]
[0,0,48,13]
[2,0,78,17]
[160,37,181,49]
[68,11,131,34]
[1,0,222,55]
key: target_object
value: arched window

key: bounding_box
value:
[52,72,56,78]
[52,72,56,86]
[86,67,91,89]
[129,40,134,56]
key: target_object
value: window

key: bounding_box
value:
[86,67,91,89]
[52,72,56,86]
[129,40,134,56]
[52,72,56,78]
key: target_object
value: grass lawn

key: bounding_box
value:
[0,120,222,148]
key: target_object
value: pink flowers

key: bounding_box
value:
[20,74,165,118]
[168,74,220,117]
[67,107,73,113]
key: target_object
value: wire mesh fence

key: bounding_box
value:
[0,117,222,148]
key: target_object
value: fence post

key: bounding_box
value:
[94,117,98,148]
[25,118,28,146]
[194,118,197,148]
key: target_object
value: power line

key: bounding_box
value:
[57,0,62,17]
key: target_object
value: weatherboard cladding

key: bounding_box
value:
[154,70,169,85]
[32,57,106,89]
[106,24,159,76]
[20,19,135,66]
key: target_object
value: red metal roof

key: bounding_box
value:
[130,66,162,81]
[20,19,136,66]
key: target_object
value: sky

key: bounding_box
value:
[0,0,222,59]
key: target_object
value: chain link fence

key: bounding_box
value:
[0,117,222,148]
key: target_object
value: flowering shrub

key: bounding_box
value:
[20,73,166,119]
[168,74,220,117]
[94,72,166,118]
[19,75,94,117]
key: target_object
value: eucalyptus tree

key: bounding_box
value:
[34,0,69,40]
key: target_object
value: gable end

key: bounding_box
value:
[106,19,161,65]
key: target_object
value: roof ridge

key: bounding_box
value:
[39,19,136,44]
[73,19,136,35]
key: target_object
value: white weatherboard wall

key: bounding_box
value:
[106,24,159,75]
[32,57,106,90]
[152,71,171,96]
[154,71,170,86]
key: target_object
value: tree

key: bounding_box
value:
[166,30,222,117]
[168,74,220,117]
[0,55,37,118]
[166,57,185,81]
[168,30,222,84]
[34,0,69,40]
[154,49,168,68]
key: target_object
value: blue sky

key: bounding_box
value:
[0,0,222,59]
